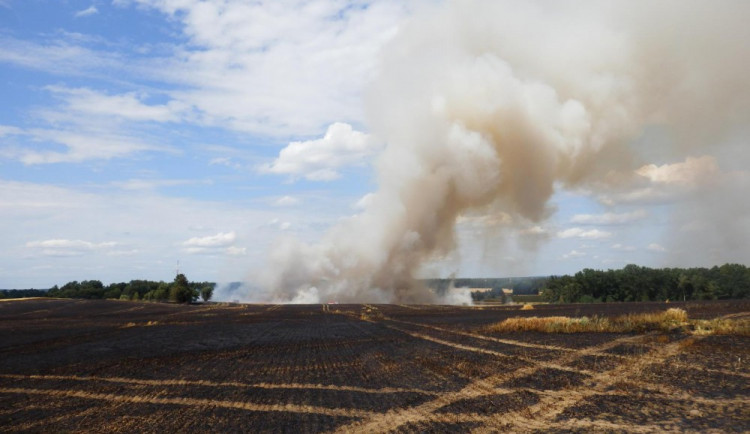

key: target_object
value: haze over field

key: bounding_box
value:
[1,1,749,302]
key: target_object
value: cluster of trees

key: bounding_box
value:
[542,263,750,303]
[0,289,48,299]
[47,274,215,303]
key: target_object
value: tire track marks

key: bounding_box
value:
[0,387,377,419]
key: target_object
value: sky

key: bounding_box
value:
[1,0,748,295]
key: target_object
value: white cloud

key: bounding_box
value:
[182,231,251,256]
[46,86,188,123]
[647,243,667,252]
[557,228,612,239]
[0,35,121,76]
[611,243,636,251]
[562,249,586,259]
[636,156,719,186]
[265,218,292,231]
[183,232,236,248]
[571,209,647,225]
[260,122,381,181]
[10,128,160,164]
[597,156,724,206]
[274,196,300,207]
[226,246,247,256]
[1,86,179,164]
[75,6,99,18]
[209,157,242,169]
[26,239,117,249]
[0,125,22,137]
[113,178,212,191]
[521,225,548,235]
[114,0,408,136]
[0,179,349,287]
[26,239,118,257]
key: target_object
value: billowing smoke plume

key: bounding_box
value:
[259,0,750,303]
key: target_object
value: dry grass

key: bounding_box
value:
[520,304,534,310]
[482,308,734,335]
[0,297,46,302]
[121,320,159,328]
[691,318,750,336]
[360,306,384,321]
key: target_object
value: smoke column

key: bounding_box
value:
[258,0,750,303]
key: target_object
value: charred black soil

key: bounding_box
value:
[1,299,747,433]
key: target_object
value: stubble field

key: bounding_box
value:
[1,298,748,433]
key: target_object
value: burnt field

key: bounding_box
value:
[1,299,748,433]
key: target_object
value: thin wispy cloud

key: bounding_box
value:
[74,6,99,18]
[571,210,647,225]
[26,239,118,257]
[557,228,613,240]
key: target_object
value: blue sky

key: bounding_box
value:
[1,0,748,293]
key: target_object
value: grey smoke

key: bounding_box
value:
[258,0,750,303]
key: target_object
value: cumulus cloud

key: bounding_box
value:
[597,156,724,206]
[260,122,381,181]
[636,156,719,186]
[571,209,647,225]
[557,228,612,240]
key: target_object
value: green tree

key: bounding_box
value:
[200,284,214,302]
[154,282,170,301]
[169,273,197,303]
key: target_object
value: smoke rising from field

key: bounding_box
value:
[259,0,750,303]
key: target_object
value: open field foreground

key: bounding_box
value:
[1,299,748,433]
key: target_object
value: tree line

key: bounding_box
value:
[541,263,750,303]
[0,289,48,299]
[46,274,215,303]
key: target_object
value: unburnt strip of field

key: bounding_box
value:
[1,299,748,433]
